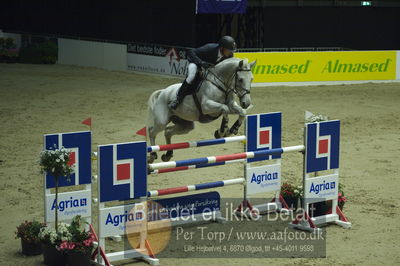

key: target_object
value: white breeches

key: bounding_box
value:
[186,63,198,84]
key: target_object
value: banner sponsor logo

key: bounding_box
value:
[99,192,220,237]
[44,131,91,188]
[128,43,188,59]
[236,51,397,82]
[305,174,339,204]
[127,52,188,77]
[45,189,91,222]
[306,120,340,173]
[322,59,391,73]
[99,203,146,237]
[98,142,147,202]
[196,0,247,14]
[247,164,281,195]
[246,112,281,162]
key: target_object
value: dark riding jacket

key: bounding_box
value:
[187,43,232,66]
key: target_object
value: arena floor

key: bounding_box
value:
[0,63,399,265]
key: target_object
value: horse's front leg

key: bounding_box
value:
[203,99,231,116]
[202,100,231,138]
[215,114,229,139]
[227,101,247,136]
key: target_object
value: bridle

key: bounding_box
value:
[232,68,252,98]
[205,66,252,102]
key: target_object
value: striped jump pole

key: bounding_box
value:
[150,158,246,174]
[147,178,245,198]
[147,135,245,152]
[148,145,305,172]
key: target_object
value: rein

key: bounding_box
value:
[204,66,251,101]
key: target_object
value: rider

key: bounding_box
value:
[168,36,237,110]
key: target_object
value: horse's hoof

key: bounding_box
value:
[214,130,221,139]
[148,152,158,163]
[161,154,172,162]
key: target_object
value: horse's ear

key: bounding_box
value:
[239,60,244,68]
[249,60,257,70]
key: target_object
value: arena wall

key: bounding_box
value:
[57,38,127,72]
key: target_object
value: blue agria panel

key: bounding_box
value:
[98,141,147,202]
[246,112,282,163]
[44,131,91,188]
[306,120,340,173]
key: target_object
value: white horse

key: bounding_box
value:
[147,57,256,163]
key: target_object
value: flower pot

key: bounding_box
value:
[42,243,66,266]
[66,249,92,266]
[309,201,332,217]
[21,239,42,256]
[300,199,331,217]
[283,196,299,210]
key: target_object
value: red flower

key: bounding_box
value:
[83,239,93,247]
[59,241,68,250]
[68,242,76,250]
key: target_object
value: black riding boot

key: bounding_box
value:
[168,80,191,110]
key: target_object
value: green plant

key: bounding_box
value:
[57,216,94,254]
[305,113,329,123]
[39,145,74,178]
[338,183,347,210]
[15,220,46,243]
[19,41,57,64]
[280,182,302,198]
[39,222,72,245]
[39,145,74,232]
[0,37,16,50]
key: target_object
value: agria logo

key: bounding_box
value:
[98,142,147,203]
[309,180,336,195]
[246,112,282,163]
[44,131,91,188]
[306,120,340,173]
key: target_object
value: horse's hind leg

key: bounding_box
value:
[148,124,164,163]
[162,121,195,162]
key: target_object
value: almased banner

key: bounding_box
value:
[236,51,397,83]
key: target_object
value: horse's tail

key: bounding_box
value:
[146,89,162,140]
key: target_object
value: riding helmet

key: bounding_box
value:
[218,36,237,52]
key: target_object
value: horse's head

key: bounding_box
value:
[234,59,256,109]
[213,57,256,109]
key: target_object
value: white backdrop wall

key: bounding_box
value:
[58,38,127,71]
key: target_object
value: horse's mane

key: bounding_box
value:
[215,57,250,72]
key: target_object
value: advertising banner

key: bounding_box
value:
[196,0,247,14]
[246,164,281,195]
[45,189,91,222]
[304,173,339,204]
[98,141,147,202]
[99,202,146,237]
[127,43,189,77]
[246,112,282,163]
[44,131,91,188]
[236,51,397,83]
[99,192,220,237]
[305,120,340,173]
